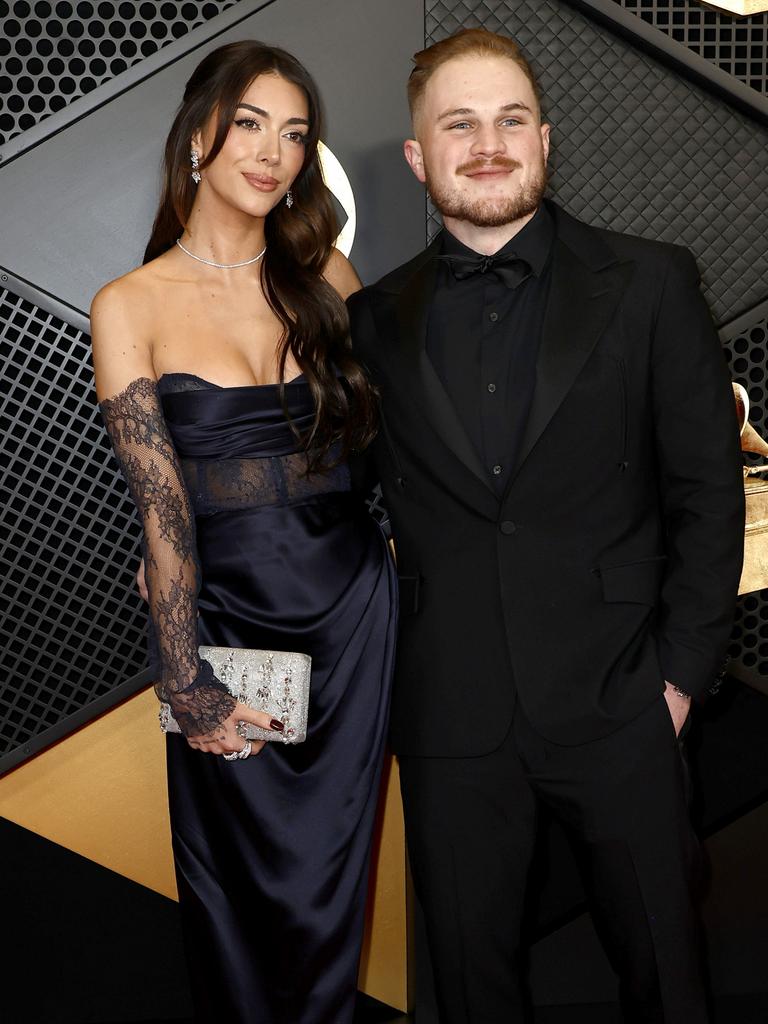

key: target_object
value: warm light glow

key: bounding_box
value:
[318,141,357,256]
[704,1,768,14]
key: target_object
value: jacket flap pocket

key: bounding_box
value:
[398,575,420,616]
[599,555,667,605]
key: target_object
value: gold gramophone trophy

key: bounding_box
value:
[733,383,768,595]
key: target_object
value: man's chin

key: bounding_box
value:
[447,199,540,229]
[429,182,545,230]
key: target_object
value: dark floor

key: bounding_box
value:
[132,990,768,1023]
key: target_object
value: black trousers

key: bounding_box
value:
[399,695,708,1024]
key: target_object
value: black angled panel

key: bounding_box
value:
[0,285,145,765]
[614,0,768,96]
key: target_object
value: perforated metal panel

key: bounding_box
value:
[426,0,768,327]
[0,0,238,146]
[0,286,146,758]
[615,0,768,95]
[723,305,768,680]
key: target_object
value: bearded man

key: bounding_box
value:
[347,27,745,1024]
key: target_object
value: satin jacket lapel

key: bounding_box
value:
[394,241,495,492]
[511,238,634,481]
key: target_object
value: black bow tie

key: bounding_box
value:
[437,252,532,289]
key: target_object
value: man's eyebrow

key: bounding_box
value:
[237,102,309,126]
[436,102,533,121]
[437,107,474,121]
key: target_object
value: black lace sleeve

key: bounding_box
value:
[99,377,236,736]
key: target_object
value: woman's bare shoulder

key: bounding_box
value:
[323,247,363,301]
[90,259,172,398]
[90,256,168,329]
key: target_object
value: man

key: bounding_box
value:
[347,27,745,1024]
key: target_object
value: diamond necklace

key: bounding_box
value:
[176,238,266,269]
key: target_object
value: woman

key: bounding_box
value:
[91,40,396,1024]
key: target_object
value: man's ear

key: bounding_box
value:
[540,123,551,165]
[404,138,426,184]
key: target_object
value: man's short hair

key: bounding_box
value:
[408,28,542,124]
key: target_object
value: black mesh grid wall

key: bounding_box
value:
[427,0,768,684]
[0,286,146,759]
[723,305,768,681]
[0,0,238,146]
[614,0,768,95]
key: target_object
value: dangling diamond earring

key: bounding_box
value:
[190,149,201,184]
[285,190,294,209]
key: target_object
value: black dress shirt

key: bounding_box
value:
[426,204,554,494]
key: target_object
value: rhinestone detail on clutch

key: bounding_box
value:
[159,646,311,744]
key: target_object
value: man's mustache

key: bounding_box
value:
[456,157,522,175]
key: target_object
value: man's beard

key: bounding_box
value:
[426,157,547,228]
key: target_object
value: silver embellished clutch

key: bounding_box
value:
[159,646,312,744]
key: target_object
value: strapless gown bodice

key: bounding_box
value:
[158,373,351,514]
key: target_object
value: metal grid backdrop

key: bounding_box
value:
[724,304,768,681]
[0,0,238,146]
[615,0,768,95]
[426,0,768,681]
[0,285,148,762]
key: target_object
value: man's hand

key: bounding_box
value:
[663,681,691,737]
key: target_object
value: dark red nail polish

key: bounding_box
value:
[270,718,284,731]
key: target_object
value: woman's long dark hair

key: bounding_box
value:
[144,40,377,469]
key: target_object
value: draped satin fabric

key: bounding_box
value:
[159,374,397,1024]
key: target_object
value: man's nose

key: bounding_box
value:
[470,125,506,157]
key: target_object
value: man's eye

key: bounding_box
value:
[449,121,472,130]
[501,118,521,127]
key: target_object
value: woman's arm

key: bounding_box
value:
[91,280,236,737]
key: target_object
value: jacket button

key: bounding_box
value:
[500,520,516,535]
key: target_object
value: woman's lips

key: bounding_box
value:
[242,173,280,192]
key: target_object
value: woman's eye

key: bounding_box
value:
[285,131,308,145]
[235,118,260,132]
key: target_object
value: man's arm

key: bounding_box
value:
[651,246,745,701]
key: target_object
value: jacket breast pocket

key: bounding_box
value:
[597,555,667,605]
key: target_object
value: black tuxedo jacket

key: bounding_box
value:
[348,201,745,757]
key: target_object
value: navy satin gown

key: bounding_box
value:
[158,373,397,1024]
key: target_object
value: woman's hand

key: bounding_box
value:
[185,701,285,758]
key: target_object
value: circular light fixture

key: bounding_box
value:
[318,140,356,257]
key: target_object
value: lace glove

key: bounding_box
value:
[99,377,236,736]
